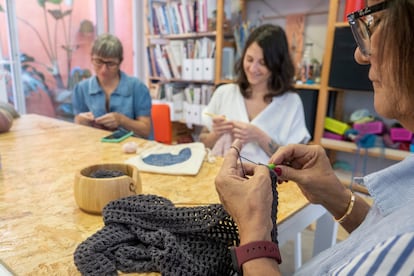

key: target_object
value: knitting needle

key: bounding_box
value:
[239,155,276,170]
[204,112,226,119]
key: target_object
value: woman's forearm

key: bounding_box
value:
[322,186,370,234]
[256,129,279,157]
[199,128,220,148]
[333,192,370,233]
[119,114,151,138]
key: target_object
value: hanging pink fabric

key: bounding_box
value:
[344,0,365,21]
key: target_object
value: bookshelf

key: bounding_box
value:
[312,0,411,188]
[144,0,245,135]
[144,0,246,85]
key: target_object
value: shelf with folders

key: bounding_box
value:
[148,76,215,84]
[146,36,216,83]
[145,0,246,85]
[150,81,215,128]
[147,31,218,40]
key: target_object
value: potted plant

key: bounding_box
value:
[0,0,91,119]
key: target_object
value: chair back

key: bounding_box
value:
[151,103,172,144]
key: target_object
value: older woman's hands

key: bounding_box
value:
[269,144,345,206]
[215,140,274,244]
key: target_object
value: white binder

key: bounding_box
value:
[192,58,203,81]
[202,58,215,81]
[182,58,193,80]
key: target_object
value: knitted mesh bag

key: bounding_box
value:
[74,169,278,275]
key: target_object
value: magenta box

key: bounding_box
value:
[323,131,344,140]
[353,121,384,135]
[390,128,413,142]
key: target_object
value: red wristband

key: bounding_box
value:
[230,241,282,274]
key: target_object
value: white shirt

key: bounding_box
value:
[296,155,414,275]
[202,83,311,164]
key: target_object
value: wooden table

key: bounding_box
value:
[0,114,335,275]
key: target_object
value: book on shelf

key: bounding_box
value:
[163,45,181,79]
[170,2,184,34]
[148,0,216,35]
[169,40,185,68]
[152,3,168,35]
[147,46,161,78]
[149,82,162,99]
[179,1,192,33]
[154,44,172,79]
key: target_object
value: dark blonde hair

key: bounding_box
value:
[91,33,123,62]
[234,24,295,101]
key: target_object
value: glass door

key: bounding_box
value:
[1,0,144,121]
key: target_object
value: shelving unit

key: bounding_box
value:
[313,0,410,188]
[143,0,246,141]
[144,0,246,86]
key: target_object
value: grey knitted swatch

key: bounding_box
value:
[74,169,279,275]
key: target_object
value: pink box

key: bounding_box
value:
[353,121,384,135]
[390,128,413,142]
[323,131,344,140]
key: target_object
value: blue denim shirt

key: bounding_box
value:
[72,71,153,140]
[295,154,414,275]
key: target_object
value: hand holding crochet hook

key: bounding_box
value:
[205,112,233,137]
[215,139,276,245]
[205,112,262,145]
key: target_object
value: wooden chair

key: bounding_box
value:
[151,103,172,144]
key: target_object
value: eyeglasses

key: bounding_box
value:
[91,58,120,69]
[347,1,388,57]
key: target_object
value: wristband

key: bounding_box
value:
[230,241,282,274]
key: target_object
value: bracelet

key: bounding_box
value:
[334,192,355,223]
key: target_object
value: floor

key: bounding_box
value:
[279,225,349,275]
[279,194,372,275]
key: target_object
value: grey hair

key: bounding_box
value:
[91,33,123,62]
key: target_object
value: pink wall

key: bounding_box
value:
[0,0,135,117]
[0,0,135,90]
[113,0,134,75]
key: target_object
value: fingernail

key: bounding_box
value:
[274,167,282,176]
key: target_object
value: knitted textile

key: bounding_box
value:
[74,169,279,275]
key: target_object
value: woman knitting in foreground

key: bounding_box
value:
[215,0,414,275]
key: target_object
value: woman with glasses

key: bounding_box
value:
[215,0,414,275]
[72,33,153,139]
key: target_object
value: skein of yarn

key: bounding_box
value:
[0,109,13,133]
[0,102,20,118]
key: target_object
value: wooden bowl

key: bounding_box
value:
[74,163,142,214]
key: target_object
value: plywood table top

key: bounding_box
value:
[0,114,308,275]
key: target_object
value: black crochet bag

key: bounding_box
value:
[74,169,279,275]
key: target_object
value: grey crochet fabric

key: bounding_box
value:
[74,169,279,275]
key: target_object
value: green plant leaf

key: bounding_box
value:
[0,4,4,12]
[20,54,35,63]
[37,0,46,8]
[46,0,63,4]
[38,0,63,8]
[48,9,64,20]
[63,9,72,17]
